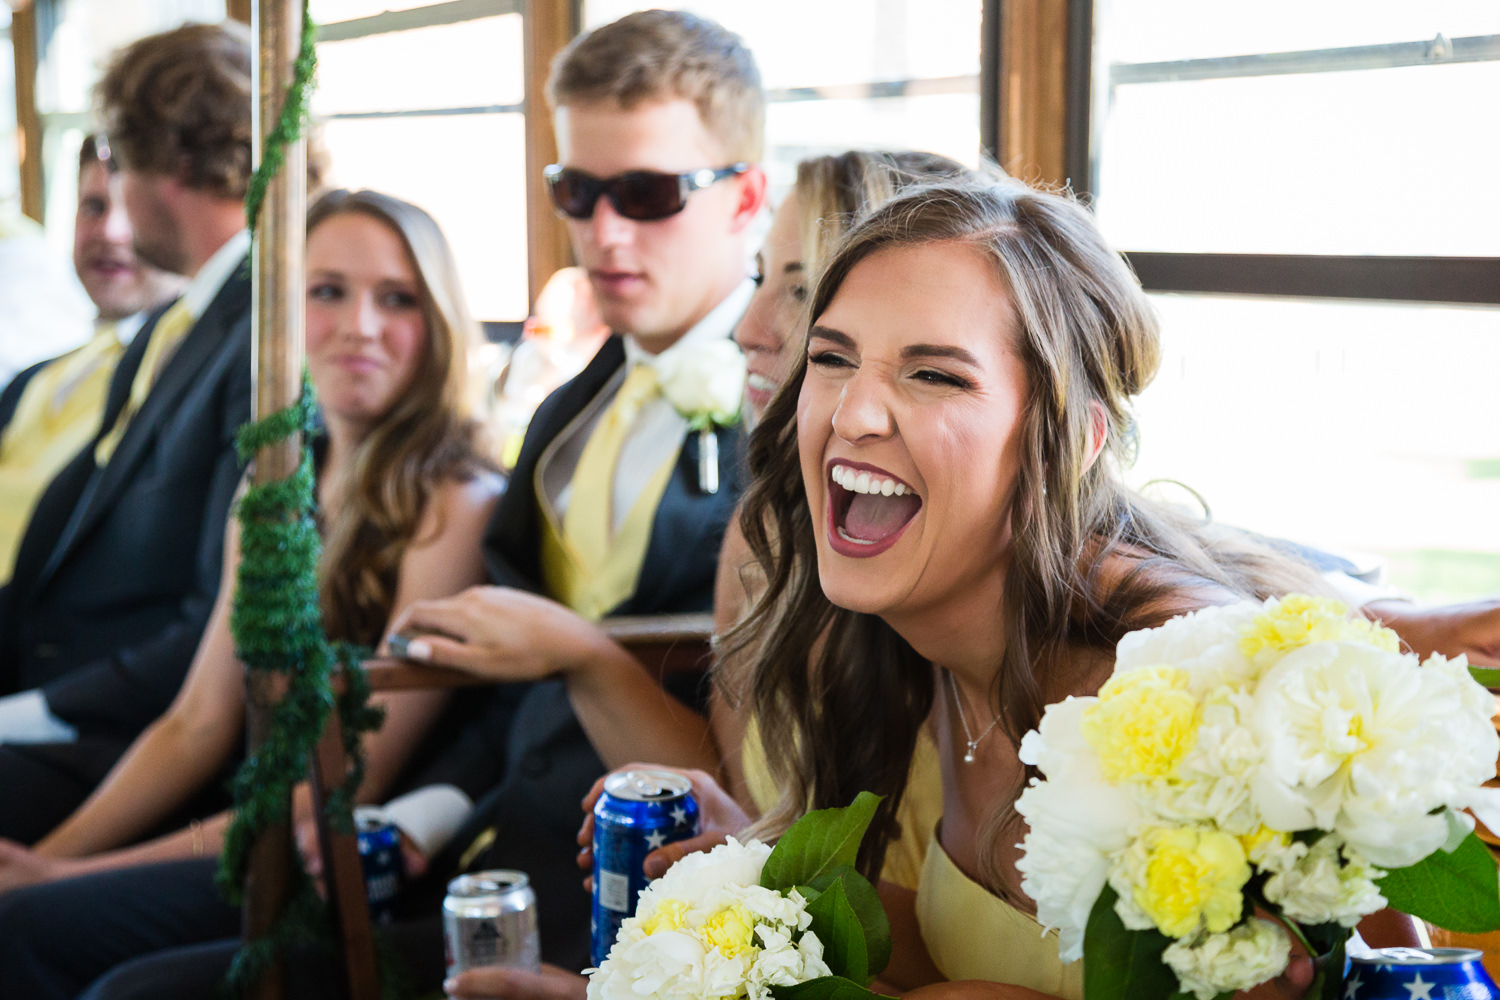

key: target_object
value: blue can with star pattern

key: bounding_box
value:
[355,811,404,924]
[1346,947,1497,999]
[591,769,700,965]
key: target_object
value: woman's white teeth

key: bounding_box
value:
[832,465,909,496]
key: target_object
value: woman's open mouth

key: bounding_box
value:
[826,461,922,558]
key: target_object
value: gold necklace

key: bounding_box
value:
[946,669,1002,763]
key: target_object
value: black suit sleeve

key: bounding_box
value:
[0,358,51,437]
[36,330,252,739]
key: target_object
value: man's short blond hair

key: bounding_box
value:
[547,9,764,164]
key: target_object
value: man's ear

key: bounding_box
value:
[1083,400,1108,474]
[728,165,768,235]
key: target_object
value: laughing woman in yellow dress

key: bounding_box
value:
[722,174,1402,1000]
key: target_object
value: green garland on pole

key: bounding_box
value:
[218,6,398,996]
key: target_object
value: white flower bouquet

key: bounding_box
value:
[1016,594,1500,1000]
[587,793,892,1000]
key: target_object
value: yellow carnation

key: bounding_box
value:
[1240,595,1400,662]
[641,899,689,936]
[700,903,758,958]
[1239,826,1291,864]
[1134,827,1249,938]
[1082,665,1199,782]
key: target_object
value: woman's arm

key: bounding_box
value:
[357,472,503,801]
[392,585,719,772]
[34,518,248,860]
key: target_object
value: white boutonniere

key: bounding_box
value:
[655,338,746,493]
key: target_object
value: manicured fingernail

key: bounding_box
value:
[407,639,431,660]
[443,978,457,994]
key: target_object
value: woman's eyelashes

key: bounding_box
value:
[912,367,973,390]
[379,288,420,310]
[808,350,974,391]
[807,349,854,370]
[308,280,344,303]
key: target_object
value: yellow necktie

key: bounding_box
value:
[95,298,194,466]
[562,363,659,573]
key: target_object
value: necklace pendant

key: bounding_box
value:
[964,742,978,764]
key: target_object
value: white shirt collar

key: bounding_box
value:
[181,229,251,322]
[622,278,755,371]
[109,311,148,347]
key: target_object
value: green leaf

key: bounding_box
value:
[769,976,894,1000]
[805,878,870,985]
[762,792,883,892]
[1082,885,1179,1000]
[1305,935,1346,1000]
[1377,831,1500,933]
[1469,665,1500,689]
[807,866,892,978]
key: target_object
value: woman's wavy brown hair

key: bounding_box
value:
[727,175,1320,894]
[307,189,493,645]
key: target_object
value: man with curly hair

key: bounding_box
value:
[0,21,254,843]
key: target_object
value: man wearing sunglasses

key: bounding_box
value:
[402,7,770,976]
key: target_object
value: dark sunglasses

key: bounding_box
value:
[543,163,748,221]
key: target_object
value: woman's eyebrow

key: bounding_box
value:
[784,262,804,274]
[808,325,854,347]
[901,344,980,365]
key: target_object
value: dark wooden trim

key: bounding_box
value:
[523,0,576,311]
[1124,252,1500,306]
[12,3,42,223]
[227,0,252,24]
[978,0,1000,163]
[1063,0,1093,198]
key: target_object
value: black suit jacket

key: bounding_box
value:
[0,261,252,745]
[415,334,745,970]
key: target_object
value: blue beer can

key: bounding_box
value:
[1346,947,1498,999]
[355,810,404,924]
[591,769,701,966]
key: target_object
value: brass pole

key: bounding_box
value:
[244,1,306,997]
[12,2,43,223]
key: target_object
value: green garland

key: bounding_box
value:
[219,7,399,997]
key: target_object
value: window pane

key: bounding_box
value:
[36,0,227,114]
[586,0,979,89]
[1128,294,1500,602]
[313,14,524,115]
[1098,0,1500,63]
[312,0,441,22]
[580,1,983,197]
[1092,0,1500,256]
[320,114,529,321]
[0,16,18,214]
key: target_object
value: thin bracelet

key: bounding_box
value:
[190,819,204,858]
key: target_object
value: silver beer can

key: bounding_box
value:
[443,869,541,978]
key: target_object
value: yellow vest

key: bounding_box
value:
[0,326,125,583]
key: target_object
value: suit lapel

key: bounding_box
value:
[41,265,249,582]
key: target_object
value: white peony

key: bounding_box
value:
[1257,834,1385,928]
[1162,920,1291,1000]
[656,338,746,429]
[1018,698,1142,962]
[1249,640,1499,868]
[1113,602,1262,696]
[586,838,830,1000]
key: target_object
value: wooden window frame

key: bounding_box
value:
[984,0,1500,306]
